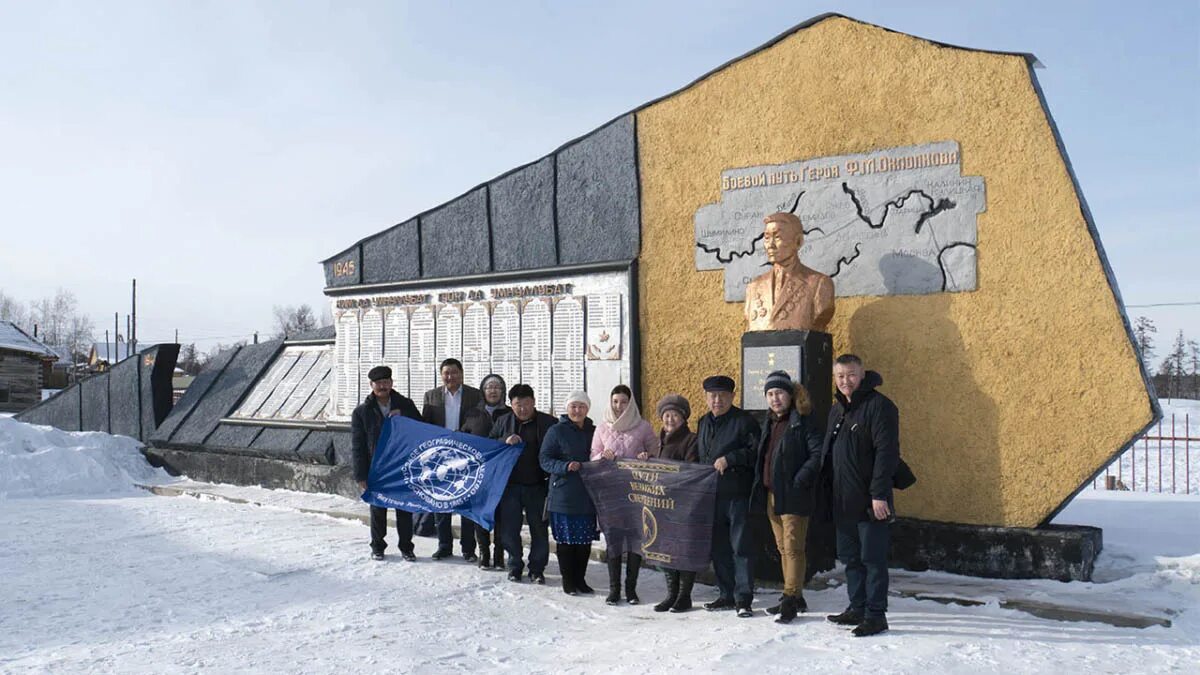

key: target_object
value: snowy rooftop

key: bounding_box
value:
[0,321,58,359]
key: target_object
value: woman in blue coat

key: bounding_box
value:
[539,390,598,596]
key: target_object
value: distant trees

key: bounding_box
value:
[272,304,319,339]
[0,287,95,362]
[1133,315,1157,372]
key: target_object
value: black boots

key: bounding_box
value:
[605,555,622,605]
[852,616,889,637]
[625,554,641,605]
[605,553,643,605]
[670,572,695,612]
[557,545,577,595]
[826,608,864,625]
[775,595,798,624]
[654,570,680,612]
[575,545,594,594]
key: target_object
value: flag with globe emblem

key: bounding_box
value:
[362,417,522,529]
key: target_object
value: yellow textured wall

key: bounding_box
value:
[635,17,1154,527]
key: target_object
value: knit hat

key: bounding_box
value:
[655,393,691,420]
[565,390,591,408]
[702,375,735,393]
[367,365,392,382]
[763,370,793,394]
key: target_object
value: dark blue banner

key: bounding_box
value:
[363,416,521,529]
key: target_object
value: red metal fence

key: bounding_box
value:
[1093,413,1197,494]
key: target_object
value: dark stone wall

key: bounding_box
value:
[151,345,237,444]
[108,355,141,438]
[490,157,556,272]
[79,373,110,433]
[362,219,420,284]
[170,342,281,446]
[17,385,81,431]
[321,113,639,288]
[555,116,640,265]
[421,187,490,279]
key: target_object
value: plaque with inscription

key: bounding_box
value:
[462,302,491,387]
[261,349,319,418]
[360,309,384,366]
[409,362,436,400]
[551,360,585,415]
[387,362,410,400]
[409,306,435,363]
[436,304,463,364]
[383,308,409,362]
[278,350,330,420]
[492,300,522,395]
[335,311,360,418]
[233,351,299,418]
[521,299,552,400]
[741,345,802,411]
[299,370,331,420]
[552,296,585,360]
[586,294,622,361]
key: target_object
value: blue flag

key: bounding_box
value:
[362,416,521,529]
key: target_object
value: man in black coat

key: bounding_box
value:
[750,370,823,623]
[351,365,424,561]
[459,373,511,569]
[821,354,900,637]
[490,383,557,584]
[696,375,761,617]
[421,358,483,561]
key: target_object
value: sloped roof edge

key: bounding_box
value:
[321,12,1040,264]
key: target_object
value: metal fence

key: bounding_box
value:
[1092,413,1197,494]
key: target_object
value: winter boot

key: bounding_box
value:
[478,549,491,569]
[851,616,889,637]
[624,553,642,605]
[557,545,577,595]
[766,596,784,615]
[670,572,696,613]
[654,570,680,612]
[826,608,864,625]
[775,595,798,624]
[575,545,595,594]
[795,593,808,614]
[605,555,623,605]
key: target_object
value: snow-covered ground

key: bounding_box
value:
[1095,398,1200,494]
[1,417,1198,673]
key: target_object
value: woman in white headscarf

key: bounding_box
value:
[590,384,659,605]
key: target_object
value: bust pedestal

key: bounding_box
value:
[740,330,833,427]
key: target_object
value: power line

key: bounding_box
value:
[1126,301,1200,308]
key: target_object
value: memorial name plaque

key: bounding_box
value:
[234,345,334,422]
[741,345,802,411]
[329,268,634,419]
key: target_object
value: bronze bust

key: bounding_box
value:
[744,212,835,332]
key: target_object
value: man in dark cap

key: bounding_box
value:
[696,375,761,617]
[351,365,423,561]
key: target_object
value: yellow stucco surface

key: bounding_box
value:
[635,16,1155,527]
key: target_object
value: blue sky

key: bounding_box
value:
[0,1,1196,363]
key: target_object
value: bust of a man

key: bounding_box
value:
[744,212,835,332]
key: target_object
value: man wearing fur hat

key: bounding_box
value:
[351,365,424,561]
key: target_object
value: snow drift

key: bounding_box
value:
[0,416,168,498]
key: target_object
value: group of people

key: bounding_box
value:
[350,353,900,638]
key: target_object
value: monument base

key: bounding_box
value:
[740,329,833,424]
[143,447,360,499]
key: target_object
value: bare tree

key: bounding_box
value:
[272,304,319,338]
[1133,315,1157,372]
[1189,339,1200,400]
[178,343,203,375]
[0,289,29,327]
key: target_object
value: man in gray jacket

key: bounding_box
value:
[421,358,482,561]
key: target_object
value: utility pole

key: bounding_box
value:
[131,278,137,355]
[114,312,119,365]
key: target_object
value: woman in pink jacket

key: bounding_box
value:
[591,384,660,605]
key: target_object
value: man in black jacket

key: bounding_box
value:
[422,358,483,561]
[696,375,761,617]
[490,383,557,584]
[821,354,899,637]
[460,373,511,569]
[750,370,823,624]
[351,365,424,562]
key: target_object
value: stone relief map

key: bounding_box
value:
[695,141,986,301]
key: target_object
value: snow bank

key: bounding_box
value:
[0,416,169,498]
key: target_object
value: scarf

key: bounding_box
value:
[605,395,644,434]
